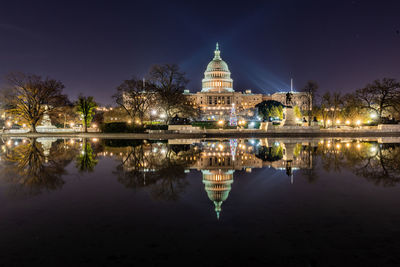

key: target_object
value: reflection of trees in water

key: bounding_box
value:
[0,139,75,197]
[300,143,319,183]
[319,142,346,173]
[76,139,98,172]
[115,142,198,201]
[343,143,400,186]
[317,141,400,186]
[255,145,283,162]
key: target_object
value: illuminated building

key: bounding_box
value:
[185,43,309,121]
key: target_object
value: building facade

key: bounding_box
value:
[185,43,309,121]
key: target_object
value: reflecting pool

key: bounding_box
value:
[1,137,400,266]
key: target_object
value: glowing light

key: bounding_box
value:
[92,138,98,142]
[6,121,11,127]
[336,144,341,149]
[346,143,351,148]
[151,110,157,116]
[356,120,361,126]
[218,120,224,125]
[70,122,75,127]
[160,114,166,119]
[336,119,341,124]
[370,146,377,153]
[327,120,331,124]
[345,120,350,125]
[356,144,361,149]
[370,113,377,119]
[22,123,27,128]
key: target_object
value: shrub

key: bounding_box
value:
[101,122,145,133]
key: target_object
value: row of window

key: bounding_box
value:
[208,96,232,105]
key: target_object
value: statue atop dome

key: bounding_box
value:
[213,42,221,60]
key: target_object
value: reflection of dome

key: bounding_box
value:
[201,43,234,93]
[202,170,234,219]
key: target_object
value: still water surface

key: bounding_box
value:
[1,137,400,266]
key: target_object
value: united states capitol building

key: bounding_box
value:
[184,43,308,121]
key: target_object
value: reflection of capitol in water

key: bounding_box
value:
[202,170,234,219]
[184,139,314,218]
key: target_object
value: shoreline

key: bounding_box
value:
[1,130,400,139]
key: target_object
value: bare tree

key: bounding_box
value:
[342,93,365,123]
[355,78,400,122]
[301,80,319,126]
[331,92,343,126]
[149,64,199,123]
[3,72,68,132]
[319,92,331,128]
[113,78,154,125]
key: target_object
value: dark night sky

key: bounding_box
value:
[1,0,399,104]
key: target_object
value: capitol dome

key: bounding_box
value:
[201,43,234,92]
